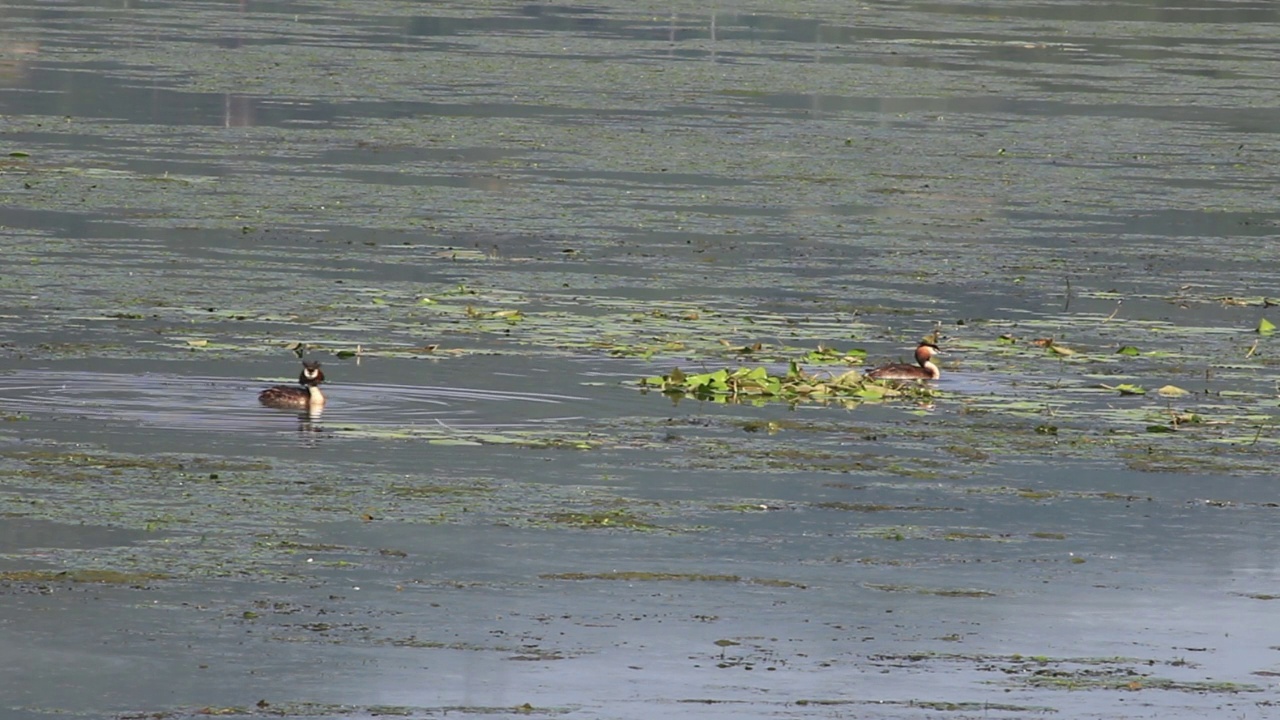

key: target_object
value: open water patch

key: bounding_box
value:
[0,369,587,439]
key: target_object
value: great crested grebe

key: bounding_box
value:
[258,361,326,409]
[866,342,942,380]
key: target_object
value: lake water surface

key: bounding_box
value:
[2,1,1280,718]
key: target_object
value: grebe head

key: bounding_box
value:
[298,361,325,386]
[914,342,941,365]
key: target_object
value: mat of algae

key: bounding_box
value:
[2,0,1280,718]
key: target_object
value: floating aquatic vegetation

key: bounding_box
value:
[330,423,601,449]
[638,361,937,405]
[864,583,996,598]
[543,571,739,582]
[1100,383,1147,396]
[540,571,804,587]
[0,569,169,585]
[1032,337,1076,356]
[1214,296,1280,308]
[544,509,662,531]
[796,346,868,365]
[867,651,1259,694]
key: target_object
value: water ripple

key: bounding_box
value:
[0,370,586,435]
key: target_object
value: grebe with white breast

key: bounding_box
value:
[258,361,326,409]
[865,342,942,380]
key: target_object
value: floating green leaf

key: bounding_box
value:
[1116,346,1140,356]
[1258,318,1275,335]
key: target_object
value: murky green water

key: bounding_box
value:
[2,1,1280,718]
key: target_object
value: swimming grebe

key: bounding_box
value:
[866,342,942,380]
[258,361,326,409]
